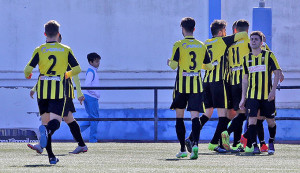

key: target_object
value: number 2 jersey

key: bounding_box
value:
[24,41,81,99]
[169,36,213,94]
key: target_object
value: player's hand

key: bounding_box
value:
[26,73,32,79]
[279,72,284,83]
[167,59,170,66]
[30,90,35,99]
[239,98,246,110]
[78,96,85,105]
[65,72,70,79]
[268,91,275,102]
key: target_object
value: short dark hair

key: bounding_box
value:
[236,19,249,32]
[250,31,264,42]
[87,52,101,63]
[232,20,238,33]
[210,20,227,36]
[44,20,60,37]
[180,17,195,33]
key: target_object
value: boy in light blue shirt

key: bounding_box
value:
[81,52,101,143]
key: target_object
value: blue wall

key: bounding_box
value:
[52,108,300,142]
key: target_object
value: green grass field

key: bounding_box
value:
[0,142,299,172]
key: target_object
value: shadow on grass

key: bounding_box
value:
[10,165,62,168]
[235,153,270,157]
[36,154,67,157]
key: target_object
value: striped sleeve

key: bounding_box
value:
[269,52,281,71]
[168,42,180,70]
[243,55,249,74]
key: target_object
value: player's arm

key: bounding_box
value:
[30,83,37,99]
[239,55,249,110]
[168,42,180,70]
[202,47,213,70]
[72,74,85,104]
[24,49,39,79]
[268,52,281,101]
[223,32,249,47]
[65,50,81,79]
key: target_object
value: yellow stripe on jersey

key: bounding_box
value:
[243,50,281,100]
[169,36,212,94]
[24,42,81,99]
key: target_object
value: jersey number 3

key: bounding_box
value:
[47,55,57,75]
[189,51,196,70]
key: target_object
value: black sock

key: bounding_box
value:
[176,118,186,152]
[45,134,55,158]
[228,113,246,134]
[256,119,265,144]
[210,117,227,145]
[68,121,86,147]
[192,117,201,146]
[200,114,209,127]
[246,125,257,148]
[46,119,60,135]
[268,124,276,143]
[188,114,209,141]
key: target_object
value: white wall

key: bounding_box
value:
[0,0,208,72]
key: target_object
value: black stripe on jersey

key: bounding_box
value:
[29,53,39,68]
[173,48,180,62]
[182,70,186,93]
[40,80,44,99]
[190,75,194,93]
[253,57,259,99]
[68,52,79,67]
[203,50,211,64]
[267,52,273,95]
[47,80,51,99]
[55,80,60,99]
[197,75,200,92]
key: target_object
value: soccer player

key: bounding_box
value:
[27,34,88,155]
[220,20,251,152]
[185,20,248,153]
[168,17,213,159]
[239,31,281,155]
[24,20,81,164]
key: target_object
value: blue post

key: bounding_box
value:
[209,0,221,38]
[252,2,272,49]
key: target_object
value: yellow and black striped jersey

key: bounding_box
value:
[203,32,248,83]
[24,42,81,99]
[169,36,213,93]
[243,50,281,100]
[227,37,251,85]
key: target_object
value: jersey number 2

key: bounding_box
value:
[189,51,196,70]
[47,55,57,75]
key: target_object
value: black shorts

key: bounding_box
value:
[38,98,76,117]
[245,99,276,118]
[203,80,230,109]
[230,83,242,111]
[170,91,205,113]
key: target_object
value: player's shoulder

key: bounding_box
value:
[58,43,72,50]
[205,37,219,45]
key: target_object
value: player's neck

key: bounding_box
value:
[46,37,58,42]
[184,33,193,37]
[252,48,262,56]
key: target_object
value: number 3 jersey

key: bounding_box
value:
[24,41,81,99]
[169,36,212,94]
